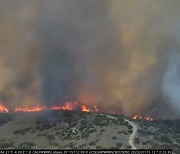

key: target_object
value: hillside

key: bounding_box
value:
[0,110,179,153]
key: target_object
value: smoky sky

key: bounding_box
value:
[0,0,180,118]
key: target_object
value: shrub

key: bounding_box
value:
[81,128,96,139]
[35,126,43,131]
[81,120,88,126]
[111,119,119,125]
[134,138,140,144]
[69,122,77,128]
[61,131,66,136]
[142,141,147,145]
[100,129,105,132]
[64,133,72,140]
[116,142,122,148]
[41,123,52,130]
[161,135,172,144]
[13,129,28,135]
[151,143,161,149]
[146,131,154,136]
[13,130,24,135]
[110,147,117,149]
[96,146,102,149]
[43,133,47,136]
[0,142,14,149]
[31,129,36,133]
[35,119,41,125]
[174,149,180,154]
[87,128,96,134]
[126,145,132,149]
[117,116,124,123]
[37,134,42,137]
[81,132,89,138]
[89,141,96,146]
[46,135,55,140]
[55,132,60,135]
[128,129,132,133]
[18,142,35,149]
[79,143,87,148]
[87,123,93,129]
[127,125,132,130]
[112,136,117,140]
[120,131,128,135]
[68,142,74,148]
[100,120,109,126]
[23,127,32,132]
[93,115,109,126]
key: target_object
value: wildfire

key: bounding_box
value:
[0,102,154,122]
[145,117,154,121]
[81,105,90,112]
[14,106,46,112]
[132,115,154,121]
[0,101,100,113]
[0,103,9,113]
[93,105,99,112]
[132,115,138,120]
[51,102,75,111]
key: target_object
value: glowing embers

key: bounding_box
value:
[14,106,46,112]
[132,115,154,121]
[145,117,154,121]
[0,103,9,113]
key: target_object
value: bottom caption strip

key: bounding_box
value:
[0,150,172,154]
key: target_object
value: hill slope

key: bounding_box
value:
[0,111,179,153]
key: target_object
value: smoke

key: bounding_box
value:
[0,0,180,118]
[162,51,180,116]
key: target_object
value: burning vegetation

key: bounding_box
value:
[0,101,98,113]
[0,101,154,121]
[0,103,9,113]
[14,106,47,113]
[132,115,154,122]
[0,1,179,120]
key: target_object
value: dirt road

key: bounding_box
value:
[105,114,137,149]
[124,119,137,149]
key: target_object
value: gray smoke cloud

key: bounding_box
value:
[0,0,180,118]
[162,51,180,116]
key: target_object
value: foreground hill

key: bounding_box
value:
[0,110,179,153]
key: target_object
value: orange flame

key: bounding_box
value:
[14,106,46,112]
[132,115,138,120]
[132,115,154,121]
[0,103,9,113]
[81,105,90,112]
[51,102,75,111]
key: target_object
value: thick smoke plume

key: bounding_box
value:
[0,0,180,118]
